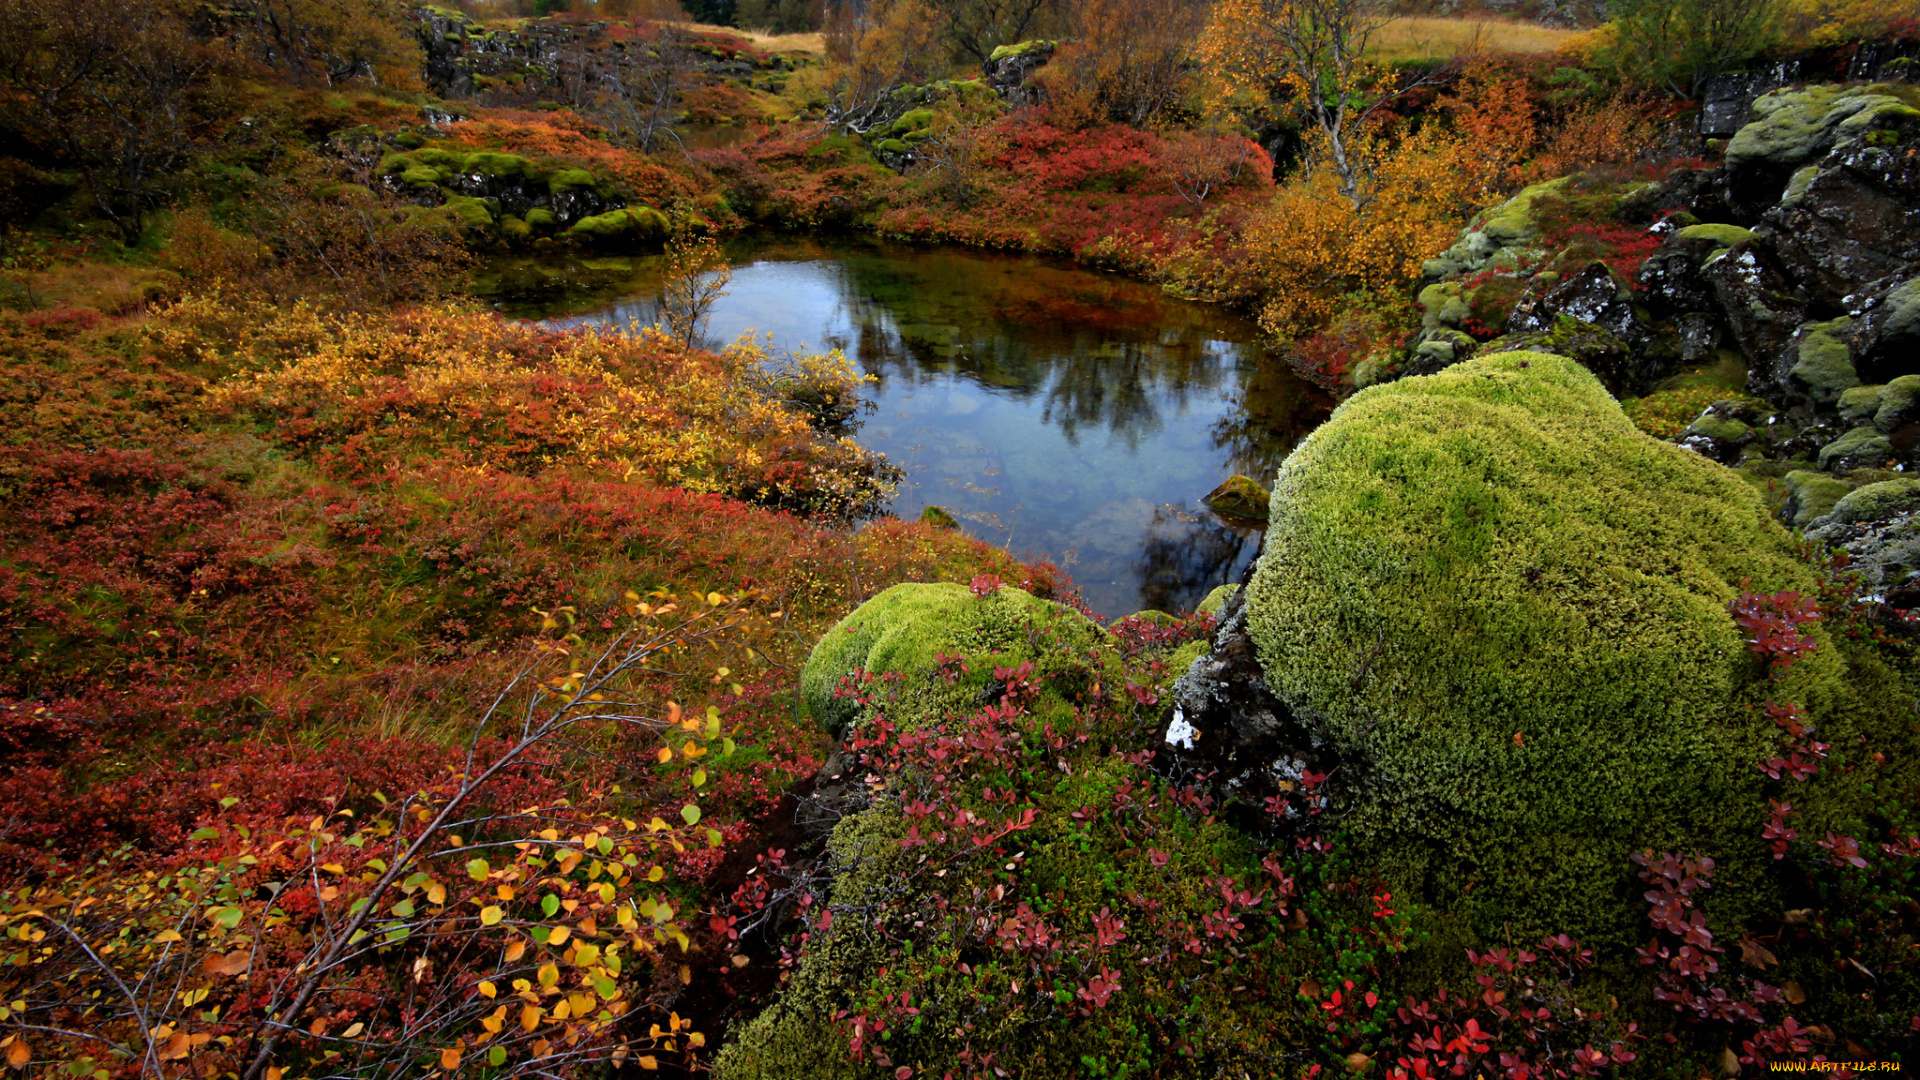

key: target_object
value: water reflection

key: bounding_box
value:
[477,236,1330,617]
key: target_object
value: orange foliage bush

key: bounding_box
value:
[1238,126,1479,334]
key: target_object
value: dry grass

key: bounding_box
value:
[670,20,825,54]
[1367,16,1578,61]
[3,260,177,315]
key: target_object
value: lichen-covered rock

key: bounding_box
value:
[1805,478,1920,613]
[1724,84,1919,217]
[1789,318,1860,404]
[1759,95,1920,310]
[1782,469,1854,528]
[1872,373,1920,433]
[1202,473,1270,524]
[1818,425,1895,472]
[1242,351,1831,943]
[799,582,1110,736]
[983,39,1055,106]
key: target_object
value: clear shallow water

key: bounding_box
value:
[477,236,1331,618]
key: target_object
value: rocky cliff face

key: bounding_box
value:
[1393,81,1920,618]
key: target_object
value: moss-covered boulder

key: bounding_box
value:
[1196,582,1236,615]
[1839,383,1886,423]
[1243,350,1834,943]
[1790,318,1860,404]
[1873,373,1920,433]
[1202,473,1270,524]
[800,582,1111,736]
[917,504,959,530]
[1420,177,1569,280]
[442,194,496,230]
[1781,468,1854,527]
[567,206,670,242]
[1819,426,1894,472]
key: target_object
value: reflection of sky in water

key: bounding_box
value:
[487,238,1328,618]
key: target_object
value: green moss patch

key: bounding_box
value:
[800,582,1111,736]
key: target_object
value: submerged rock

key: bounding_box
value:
[1202,473,1271,524]
[917,504,959,530]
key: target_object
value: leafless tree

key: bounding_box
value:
[562,29,698,153]
[821,0,947,135]
[0,0,235,243]
[924,0,1060,66]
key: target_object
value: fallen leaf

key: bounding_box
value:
[1345,1051,1372,1073]
[6,1039,30,1070]
[1720,1045,1741,1075]
[440,1047,462,1070]
[1846,956,1875,978]
[1736,936,1777,969]
[1299,980,1322,999]
[1782,980,1807,1005]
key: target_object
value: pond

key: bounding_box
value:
[476,236,1332,619]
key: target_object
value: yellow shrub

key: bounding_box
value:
[1782,0,1914,43]
[167,296,897,518]
[1242,129,1478,335]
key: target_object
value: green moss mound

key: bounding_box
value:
[567,206,670,242]
[1244,350,1833,944]
[800,582,1110,736]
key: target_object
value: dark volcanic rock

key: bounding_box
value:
[1706,242,1812,402]
[1855,276,1920,381]
[1510,261,1645,342]
[1478,315,1634,389]
[1505,263,1672,393]
[1637,227,1743,317]
[1161,578,1335,822]
[1761,131,1920,311]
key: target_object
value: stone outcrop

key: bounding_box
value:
[982,40,1055,107]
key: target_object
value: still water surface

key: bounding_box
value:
[478,236,1331,618]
